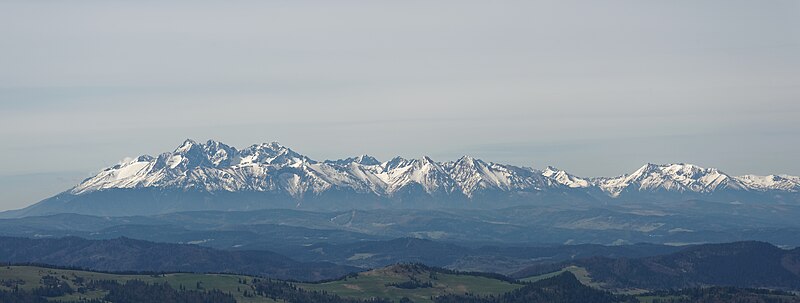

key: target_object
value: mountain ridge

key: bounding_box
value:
[4,139,799,218]
[71,139,799,196]
[512,241,800,290]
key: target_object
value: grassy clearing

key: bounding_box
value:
[520,265,652,296]
[299,264,522,303]
[520,266,599,286]
[635,295,686,303]
[520,268,567,283]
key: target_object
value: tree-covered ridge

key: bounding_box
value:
[434,272,632,303]
[0,236,357,281]
[0,278,237,303]
[639,287,800,303]
[514,241,800,290]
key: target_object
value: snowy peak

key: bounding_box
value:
[355,155,381,166]
[736,174,800,192]
[448,156,501,195]
[165,139,214,169]
[326,155,381,166]
[238,141,314,166]
[599,163,745,196]
[202,140,238,167]
[376,156,457,195]
[454,157,538,194]
[149,139,239,171]
[383,157,411,170]
[450,156,487,173]
[175,138,196,152]
[451,155,489,170]
[542,166,590,188]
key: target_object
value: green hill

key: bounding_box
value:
[298,264,522,303]
[0,265,273,303]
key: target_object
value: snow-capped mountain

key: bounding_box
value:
[542,166,591,188]
[445,156,558,197]
[6,139,798,218]
[736,174,800,192]
[73,140,799,198]
[73,140,566,198]
[596,163,749,197]
[74,140,326,195]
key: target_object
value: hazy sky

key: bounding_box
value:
[1,0,798,210]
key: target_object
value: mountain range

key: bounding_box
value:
[4,139,799,217]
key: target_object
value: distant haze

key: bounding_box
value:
[0,0,798,210]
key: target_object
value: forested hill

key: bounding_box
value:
[514,241,800,290]
[434,272,630,303]
[0,236,357,281]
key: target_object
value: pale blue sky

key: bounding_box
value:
[0,0,798,210]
